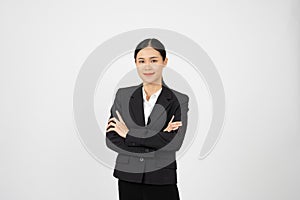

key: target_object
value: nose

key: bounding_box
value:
[144,64,152,69]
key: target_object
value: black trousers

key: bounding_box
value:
[118,179,180,200]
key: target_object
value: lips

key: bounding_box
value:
[143,72,154,76]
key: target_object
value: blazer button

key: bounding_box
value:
[139,157,144,162]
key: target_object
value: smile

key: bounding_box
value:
[143,72,155,76]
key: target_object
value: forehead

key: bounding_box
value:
[136,47,161,59]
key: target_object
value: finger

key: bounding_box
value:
[172,123,182,127]
[106,122,115,129]
[171,123,182,127]
[173,126,179,130]
[107,121,116,126]
[170,122,182,126]
[106,127,115,132]
[108,117,117,123]
[170,124,181,129]
[169,115,174,123]
[116,110,125,123]
[172,121,182,124]
[170,124,177,129]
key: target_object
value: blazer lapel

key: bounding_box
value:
[129,84,145,127]
[129,80,172,127]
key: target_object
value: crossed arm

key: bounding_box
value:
[105,89,189,157]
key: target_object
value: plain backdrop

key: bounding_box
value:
[0,0,299,200]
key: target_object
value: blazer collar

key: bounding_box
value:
[129,80,172,127]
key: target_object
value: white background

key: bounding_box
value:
[0,0,299,199]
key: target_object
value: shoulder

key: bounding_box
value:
[114,84,140,98]
[117,85,139,92]
[117,85,139,93]
[166,86,189,104]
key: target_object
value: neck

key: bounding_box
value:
[143,81,162,97]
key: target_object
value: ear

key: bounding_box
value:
[163,57,168,67]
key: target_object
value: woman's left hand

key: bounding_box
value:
[106,110,129,138]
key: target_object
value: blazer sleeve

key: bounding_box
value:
[105,89,155,157]
[124,96,189,152]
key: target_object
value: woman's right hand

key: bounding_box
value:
[163,115,182,132]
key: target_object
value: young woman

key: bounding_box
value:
[106,38,189,200]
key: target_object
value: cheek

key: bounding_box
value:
[137,67,143,73]
[154,67,163,73]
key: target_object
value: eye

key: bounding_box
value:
[138,60,144,63]
[151,60,158,63]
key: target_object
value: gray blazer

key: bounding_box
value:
[106,80,189,185]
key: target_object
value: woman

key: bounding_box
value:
[106,38,189,200]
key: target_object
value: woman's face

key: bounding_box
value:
[135,47,168,85]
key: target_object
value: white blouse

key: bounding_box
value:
[142,86,162,126]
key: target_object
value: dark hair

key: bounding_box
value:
[134,38,166,62]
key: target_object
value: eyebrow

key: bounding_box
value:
[138,56,159,60]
